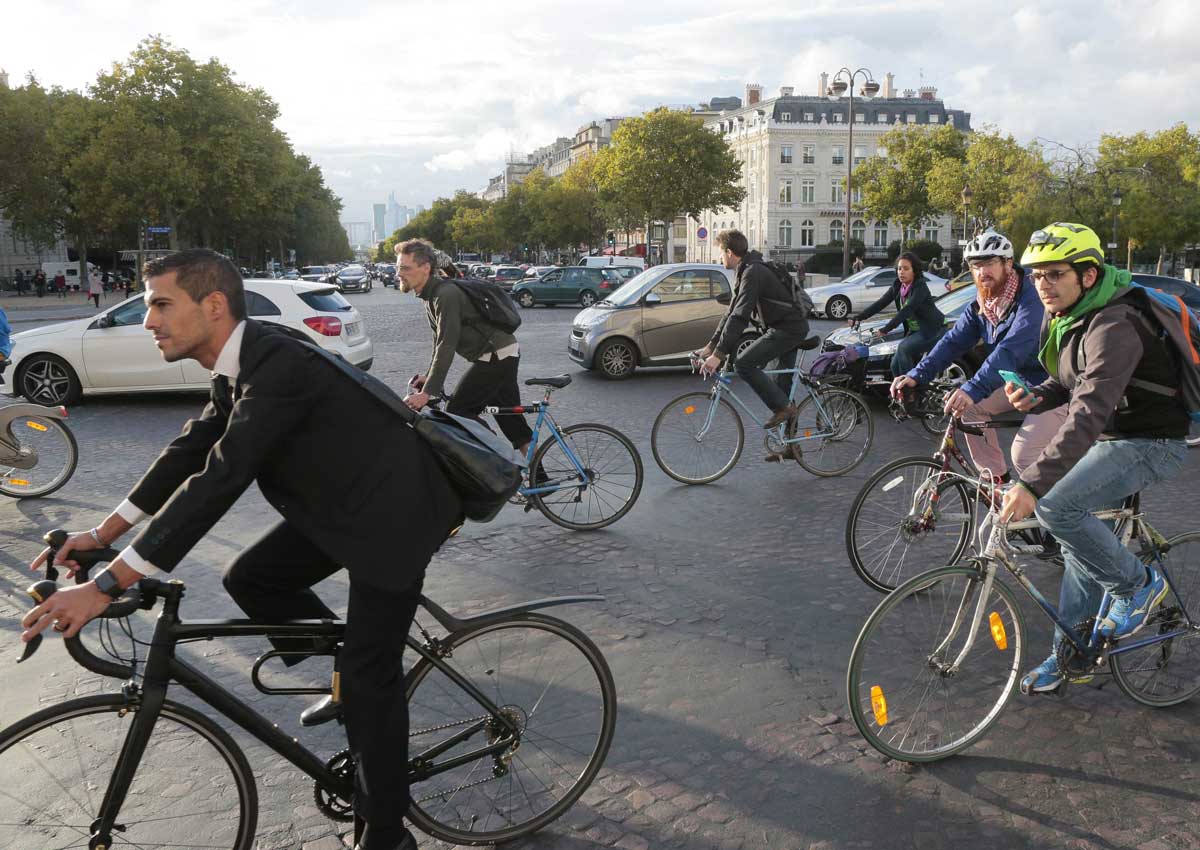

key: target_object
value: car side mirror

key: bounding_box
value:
[644,292,662,306]
[96,315,112,329]
[716,292,731,305]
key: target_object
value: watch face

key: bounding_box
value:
[96,570,123,599]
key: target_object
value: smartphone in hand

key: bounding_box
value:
[998,369,1033,394]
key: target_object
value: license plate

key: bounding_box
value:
[346,322,361,337]
[568,342,581,356]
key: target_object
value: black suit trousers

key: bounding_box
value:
[222,521,423,832]
[446,354,533,448]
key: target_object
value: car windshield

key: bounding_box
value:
[340,266,365,276]
[839,266,883,286]
[934,284,978,318]
[301,266,326,275]
[600,267,672,306]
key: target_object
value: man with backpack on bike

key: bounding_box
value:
[398,239,534,455]
[891,230,1066,483]
[698,229,812,439]
[1000,222,1191,693]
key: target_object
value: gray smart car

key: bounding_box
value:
[569,262,767,380]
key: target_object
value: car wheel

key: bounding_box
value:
[936,360,972,386]
[517,291,536,308]
[19,354,82,406]
[735,334,780,371]
[596,339,637,380]
[826,296,852,320]
[579,291,597,308]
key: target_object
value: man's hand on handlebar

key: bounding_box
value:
[890,375,918,400]
[698,353,722,379]
[31,530,104,579]
[21,581,113,642]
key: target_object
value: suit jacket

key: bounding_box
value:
[126,320,461,592]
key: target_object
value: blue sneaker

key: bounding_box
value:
[1020,656,1065,694]
[1099,567,1169,639]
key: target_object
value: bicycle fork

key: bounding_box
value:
[929,565,996,677]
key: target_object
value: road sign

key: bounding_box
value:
[1107,242,1118,249]
[697,227,708,240]
[147,226,172,234]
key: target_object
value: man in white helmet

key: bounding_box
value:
[892,230,1067,482]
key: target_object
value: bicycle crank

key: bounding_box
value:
[314,749,356,821]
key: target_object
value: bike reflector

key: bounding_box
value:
[989,611,1008,650]
[882,475,904,493]
[870,685,888,726]
[7,479,29,487]
[24,421,47,432]
[683,405,696,414]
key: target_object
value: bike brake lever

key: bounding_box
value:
[16,579,59,664]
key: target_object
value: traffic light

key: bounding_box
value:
[607,232,615,246]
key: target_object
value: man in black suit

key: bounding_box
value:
[21,248,459,850]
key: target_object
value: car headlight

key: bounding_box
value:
[872,340,899,356]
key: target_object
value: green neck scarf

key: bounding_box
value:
[1038,264,1130,378]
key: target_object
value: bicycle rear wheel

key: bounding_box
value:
[406,613,617,845]
[0,695,257,849]
[0,415,78,498]
[847,564,1025,762]
[791,387,873,477]
[531,423,643,530]
[1112,532,1200,706]
[845,457,976,593]
[651,391,744,484]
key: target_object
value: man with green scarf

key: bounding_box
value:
[999,222,1190,694]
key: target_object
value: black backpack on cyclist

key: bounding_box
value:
[755,261,814,319]
[452,276,522,335]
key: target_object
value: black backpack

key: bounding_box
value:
[756,261,814,319]
[451,276,522,335]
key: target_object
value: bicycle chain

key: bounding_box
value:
[413,769,506,804]
[410,714,488,736]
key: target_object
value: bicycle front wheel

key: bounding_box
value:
[847,564,1025,762]
[531,423,643,530]
[651,391,744,484]
[845,457,976,593]
[406,613,617,846]
[791,387,873,477]
[0,415,78,498]
[1112,532,1200,707]
[0,695,257,850]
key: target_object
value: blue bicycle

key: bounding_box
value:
[487,374,643,530]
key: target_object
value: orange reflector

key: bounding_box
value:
[683,405,696,415]
[989,611,1008,650]
[8,479,29,487]
[804,429,812,437]
[870,685,888,726]
[24,421,47,432]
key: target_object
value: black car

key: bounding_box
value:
[332,264,372,293]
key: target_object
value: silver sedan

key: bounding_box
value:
[807,266,947,320]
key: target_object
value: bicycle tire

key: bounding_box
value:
[0,694,257,850]
[531,423,643,530]
[405,613,617,846]
[0,416,78,498]
[792,387,874,477]
[651,391,744,484]
[847,564,1025,762]
[1111,532,1200,707]
[845,456,976,593]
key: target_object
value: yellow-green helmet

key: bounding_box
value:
[1020,222,1105,267]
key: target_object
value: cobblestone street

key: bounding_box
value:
[3,288,1200,850]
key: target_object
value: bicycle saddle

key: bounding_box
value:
[798,335,821,351]
[525,374,572,388]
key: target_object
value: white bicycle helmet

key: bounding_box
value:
[963,230,1014,261]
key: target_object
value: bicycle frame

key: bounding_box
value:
[696,361,843,446]
[485,391,590,497]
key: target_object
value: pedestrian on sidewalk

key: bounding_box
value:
[54,271,67,299]
[34,270,46,298]
[88,271,103,308]
[14,269,25,296]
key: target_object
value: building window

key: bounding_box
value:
[925,226,939,243]
[906,113,917,123]
[778,179,793,204]
[852,186,863,204]
[877,146,888,158]
[904,224,918,242]
[781,111,791,121]
[800,178,815,204]
[802,144,815,164]
[804,111,814,121]
[673,218,687,239]
[833,112,844,123]
[874,221,888,248]
[832,145,845,165]
[781,144,793,164]
[800,219,815,247]
[929,114,940,124]
[779,219,792,247]
[853,145,866,165]
[749,220,757,249]
[851,219,866,243]
[831,178,844,204]
[751,147,757,164]
[879,112,889,123]
[830,219,844,244]
[855,112,865,123]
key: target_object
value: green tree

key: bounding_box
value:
[449,205,502,255]
[854,124,969,238]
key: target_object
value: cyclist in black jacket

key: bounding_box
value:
[851,251,944,377]
[699,229,810,431]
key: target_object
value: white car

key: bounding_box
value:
[806,266,948,319]
[6,280,374,406]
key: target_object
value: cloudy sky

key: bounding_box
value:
[4,0,1198,226]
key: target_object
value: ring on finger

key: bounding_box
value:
[53,620,67,632]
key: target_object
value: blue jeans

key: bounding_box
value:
[1035,438,1188,653]
[890,328,939,376]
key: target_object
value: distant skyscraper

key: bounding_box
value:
[372,204,386,243]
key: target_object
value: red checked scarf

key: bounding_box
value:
[978,267,1020,326]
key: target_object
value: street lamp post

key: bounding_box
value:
[827,67,880,278]
[960,184,973,268]
[1111,187,1123,266]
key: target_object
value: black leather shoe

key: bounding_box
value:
[354,826,417,850]
[300,695,343,727]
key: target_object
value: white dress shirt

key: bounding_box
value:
[116,321,247,577]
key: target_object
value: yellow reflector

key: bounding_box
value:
[683,405,695,415]
[24,420,48,432]
[8,479,29,487]
[870,685,888,726]
[989,611,1008,650]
